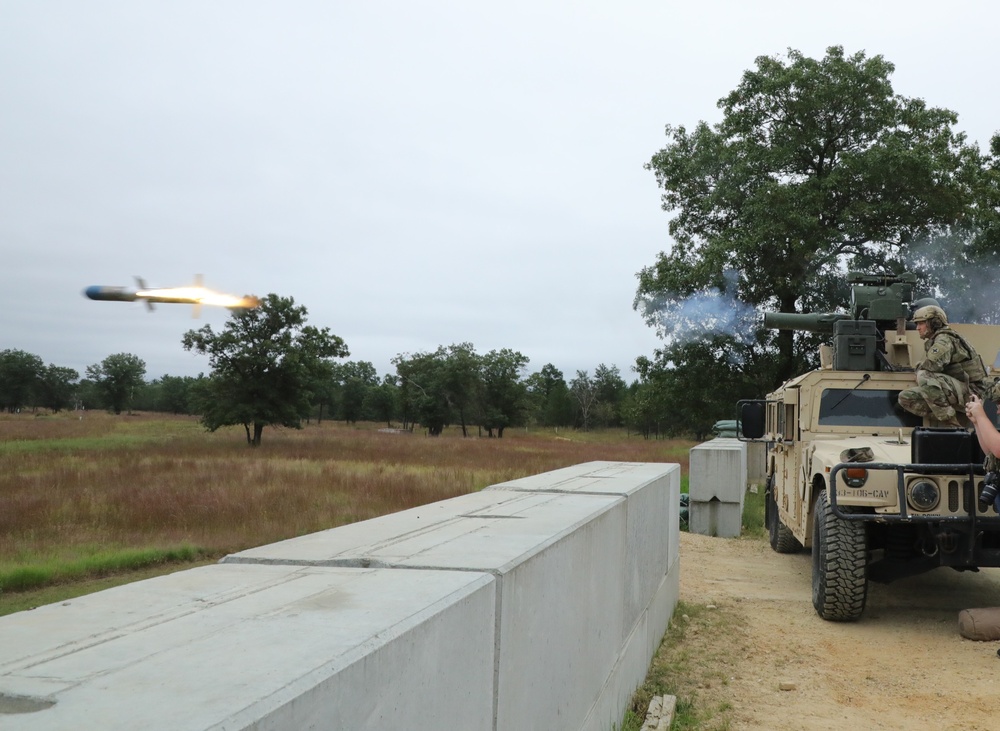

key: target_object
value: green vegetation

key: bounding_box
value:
[741,485,766,539]
[0,545,206,592]
[1,340,669,446]
[622,601,740,731]
[182,293,350,446]
[86,353,147,415]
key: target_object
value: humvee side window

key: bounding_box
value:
[818,389,922,427]
[783,404,796,440]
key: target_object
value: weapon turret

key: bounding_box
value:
[763,272,920,371]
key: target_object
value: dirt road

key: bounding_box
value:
[671,531,1000,730]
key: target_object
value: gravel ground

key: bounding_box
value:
[660,531,1000,730]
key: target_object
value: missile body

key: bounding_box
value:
[83,280,259,311]
[85,286,205,306]
[84,285,137,302]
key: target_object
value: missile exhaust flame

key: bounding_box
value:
[84,276,260,314]
[134,287,258,309]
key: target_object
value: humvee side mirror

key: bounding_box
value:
[738,400,766,440]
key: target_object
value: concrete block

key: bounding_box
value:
[490,460,676,495]
[491,461,680,644]
[0,563,496,731]
[580,567,680,731]
[689,439,747,504]
[492,462,680,731]
[224,460,680,731]
[688,498,743,538]
[225,487,627,731]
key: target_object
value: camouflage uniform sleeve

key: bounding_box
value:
[918,333,957,373]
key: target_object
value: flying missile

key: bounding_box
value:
[84,276,260,316]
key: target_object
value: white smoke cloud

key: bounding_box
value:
[904,234,1000,325]
[640,277,759,346]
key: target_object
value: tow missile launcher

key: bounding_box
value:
[763,271,919,372]
[738,272,1000,622]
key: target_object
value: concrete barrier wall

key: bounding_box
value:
[688,438,747,538]
[0,460,680,731]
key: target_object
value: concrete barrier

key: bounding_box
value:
[688,438,747,538]
[0,461,680,731]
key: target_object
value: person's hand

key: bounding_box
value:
[966,394,984,420]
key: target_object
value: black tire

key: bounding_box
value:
[766,476,803,554]
[811,489,868,621]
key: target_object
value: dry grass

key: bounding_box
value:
[0,411,693,607]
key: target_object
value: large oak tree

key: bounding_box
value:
[183,294,348,446]
[637,46,985,391]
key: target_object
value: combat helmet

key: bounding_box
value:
[911,304,948,327]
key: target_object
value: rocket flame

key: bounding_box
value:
[134,287,260,309]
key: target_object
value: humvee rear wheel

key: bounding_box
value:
[811,489,867,621]
[766,476,802,554]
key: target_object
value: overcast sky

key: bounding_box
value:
[2,1,998,381]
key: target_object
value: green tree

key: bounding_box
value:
[479,348,529,437]
[0,349,44,412]
[86,353,147,415]
[525,363,574,428]
[638,46,982,387]
[392,345,483,436]
[75,378,101,411]
[310,371,338,423]
[442,343,481,436]
[37,365,79,413]
[639,340,770,440]
[592,363,627,428]
[155,375,198,414]
[622,375,663,439]
[332,361,379,424]
[182,294,349,446]
[364,375,400,427]
[393,354,428,432]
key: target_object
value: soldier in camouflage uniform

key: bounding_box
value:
[897,305,990,427]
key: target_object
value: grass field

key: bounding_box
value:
[0,411,696,615]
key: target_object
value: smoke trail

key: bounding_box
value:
[904,233,1000,325]
[639,279,759,346]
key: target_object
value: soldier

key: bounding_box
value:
[897,304,990,427]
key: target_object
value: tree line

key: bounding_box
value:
[1,296,675,443]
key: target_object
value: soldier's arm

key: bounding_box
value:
[918,335,956,373]
[967,395,1000,458]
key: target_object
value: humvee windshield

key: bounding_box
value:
[818,389,922,428]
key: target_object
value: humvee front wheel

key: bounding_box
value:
[811,489,868,621]
[766,475,802,554]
